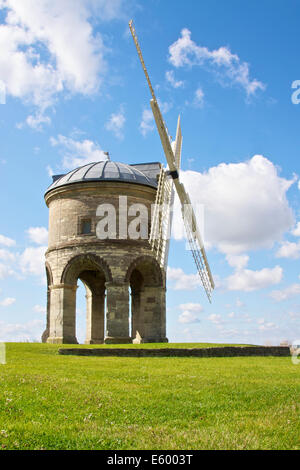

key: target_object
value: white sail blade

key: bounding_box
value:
[163,116,182,270]
[149,167,173,269]
[151,100,214,302]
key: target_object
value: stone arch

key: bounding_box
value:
[57,253,112,344]
[124,255,164,287]
[61,253,112,285]
[45,262,53,285]
[125,255,166,344]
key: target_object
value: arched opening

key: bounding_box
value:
[60,254,111,344]
[78,269,106,344]
[75,280,91,344]
[130,268,144,341]
[126,256,166,343]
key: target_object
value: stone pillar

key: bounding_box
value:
[133,286,168,343]
[85,286,105,344]
[104,282,131,344]
[47,284,78,344]
[41,285,50,343]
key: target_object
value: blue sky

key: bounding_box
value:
[0,0,300,345]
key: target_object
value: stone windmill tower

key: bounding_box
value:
[43,160,168,344]
[42,22,214,345]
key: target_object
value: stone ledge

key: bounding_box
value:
[58,346,291,358]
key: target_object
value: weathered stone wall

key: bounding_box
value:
[59,346,291,357]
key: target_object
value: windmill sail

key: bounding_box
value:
[129,20,214,302]
[150,116,182,270]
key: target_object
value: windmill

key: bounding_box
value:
[129,21,215,302]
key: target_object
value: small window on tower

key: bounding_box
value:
[81,219,92,235]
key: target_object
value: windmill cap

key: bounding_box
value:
[45,160,161,195]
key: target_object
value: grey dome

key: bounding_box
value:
[45,160,158,194]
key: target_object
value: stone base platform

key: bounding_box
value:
[58,346,291,358]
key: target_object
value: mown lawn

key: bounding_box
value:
[0,343,299,450]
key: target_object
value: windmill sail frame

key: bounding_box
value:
[129,20,214,302]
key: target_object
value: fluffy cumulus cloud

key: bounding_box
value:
[165,70,184,89]
[140,100,172,136]
[0,319,44,342]
[50,134,108,170]
[207,313,222,325]
[105,106,126,140]
[0,0,124,123]
[173,155,295,255]
[167,267,201,290]
[178,303,203,324]
[19,246,47,278]
[0,236,17,279]
[0,228,50,283]
[276,241,300,259]
[270,283,300,302]
[140,108,154,136]
[257,318,277,331]
[27,227,48,245]
[226,254,249,270]
[168,28,265,97]
[33,304,46,314]
[0,234,16,247]
[194,87,204,106]
[226,266,283,292]
[292,222,300,237]
[0,297,16,307]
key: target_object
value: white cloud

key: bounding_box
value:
[194,87,204,106]
[258,319,277,331]
[276,241,300,259]
[174,155,295,255]
[50,134,108,170]
[226,254,249,270]
[46,165,54,177]
[0,297,16,307]
[140,108,154,136]
[19,246,47,277]
[165,70,184,88]
[178,303,203,324]
[140,100,172,136]
[0,249,16,262]
[178,310,200,324]
[208,313,222,324]
[236,298,244,308]
[27,227,48,245]
[228,312,235,318]
[270,283,300,302]
[105,107,126,139]
[292,222,300,237]
[33,304,46,314]
[167,267,201,290]
[0,262,15,279]
[168,28,265,97]
[0,319,44,342]
[0,234,16,247]
[179,303,203,312]
[26,112,51,130]
[0,0,124,122]
[226,266,283,292]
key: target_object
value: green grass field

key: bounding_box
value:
[0,343,299,450]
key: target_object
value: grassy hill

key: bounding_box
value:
[0,343,299,450]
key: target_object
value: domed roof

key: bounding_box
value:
[45,160,158,194]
